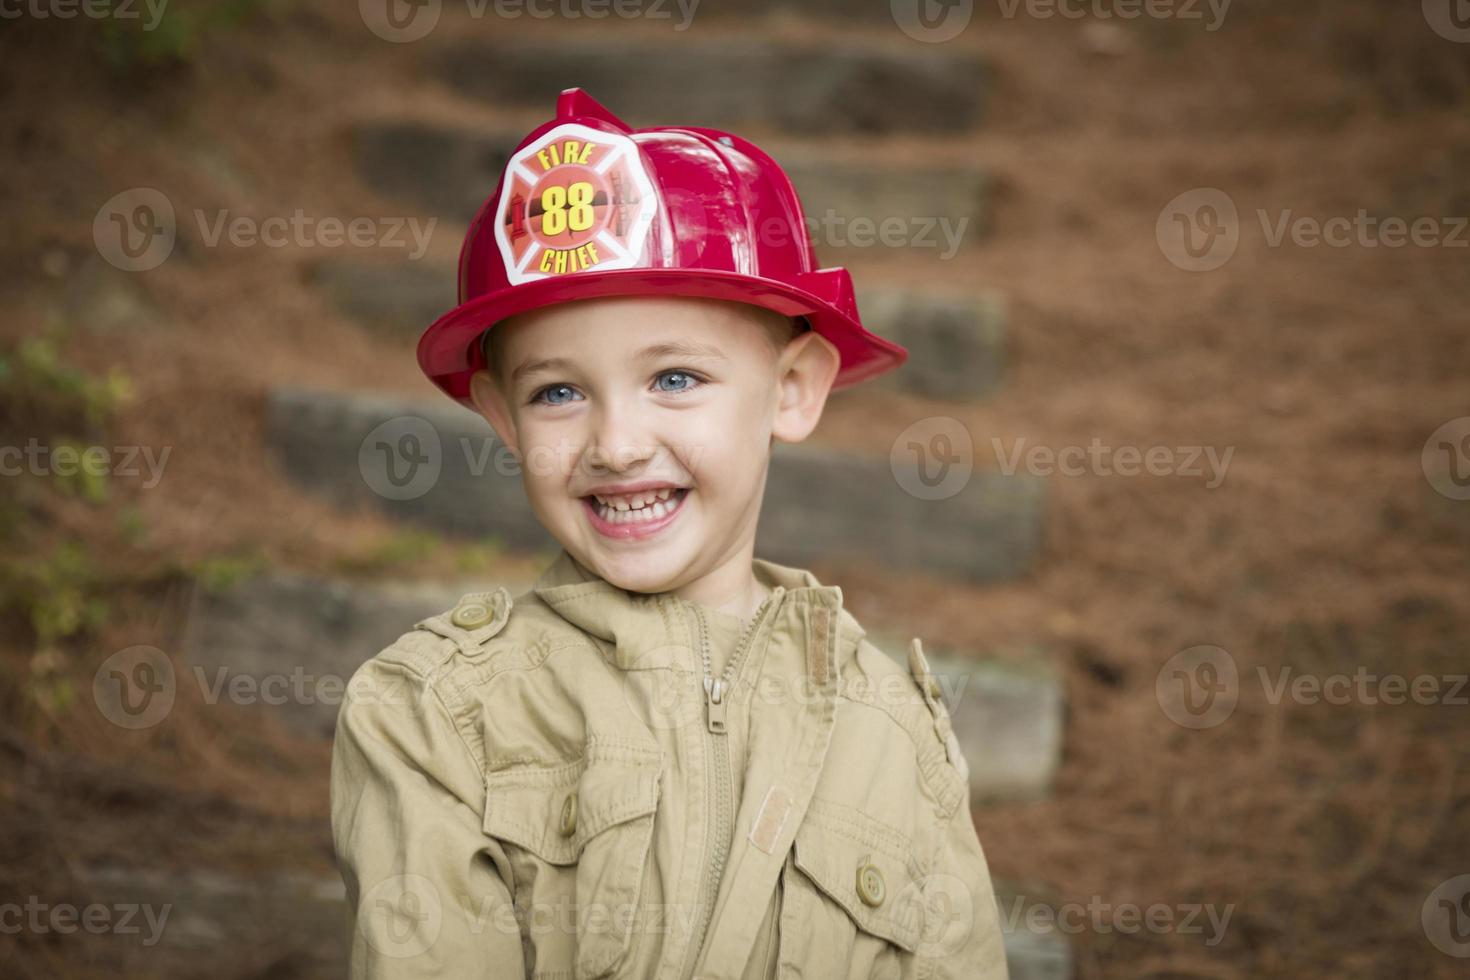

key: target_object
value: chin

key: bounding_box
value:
[589,548,689,595]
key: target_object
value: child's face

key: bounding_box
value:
[468,295,838,595]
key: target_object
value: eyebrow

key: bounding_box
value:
[509,340,729,385]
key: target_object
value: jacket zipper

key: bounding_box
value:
[680,586,785,979]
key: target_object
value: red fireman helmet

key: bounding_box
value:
[417,88,908,408]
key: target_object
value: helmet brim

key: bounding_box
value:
[417,267,907,408]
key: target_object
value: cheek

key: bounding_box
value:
[514,420,578,495]
[675,401,769,494]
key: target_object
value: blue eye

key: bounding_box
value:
[655,370,702,394]
[531,384,582,406]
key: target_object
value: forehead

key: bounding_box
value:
[493,295,787,378]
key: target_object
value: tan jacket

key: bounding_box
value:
[331,548,1009,980]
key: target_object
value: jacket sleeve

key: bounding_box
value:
[330,656,526,979]
[932,800,1010,980]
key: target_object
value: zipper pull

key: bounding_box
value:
[703,676,728,734]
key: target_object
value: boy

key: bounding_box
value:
[331,88,1009,979]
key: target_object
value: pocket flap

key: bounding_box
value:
[483,748,661,865]
[791,802,925,951]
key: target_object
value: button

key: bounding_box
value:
[559,791,578,837]
[856,862,885,907]
[451,599,495,630]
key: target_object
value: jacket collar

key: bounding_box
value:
[531,546,853,652]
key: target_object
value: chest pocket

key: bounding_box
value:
[483,745,662,980]
[779,799,928,979]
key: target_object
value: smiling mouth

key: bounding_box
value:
[583,486,691,525]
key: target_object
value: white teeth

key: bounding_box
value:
[590,488,686,523]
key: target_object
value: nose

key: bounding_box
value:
[583,396,658,476]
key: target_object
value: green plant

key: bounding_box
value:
[92,0,267,72]
[0,330,133,430]
[192,551,266,594]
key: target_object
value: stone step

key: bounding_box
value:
[351,121,989,250]
[856,287,1007,402]
[73,864,345,978]
[995,884,1077,980]
[436,37,986,136]
[309,256,454,338]
[75,863,1067,978]
[183,571,1060,804]
[311,259,1006,403]
[264,386,1044,583]
[868,633,1063,802]
[180,572,524,738]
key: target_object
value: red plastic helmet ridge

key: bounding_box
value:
[417,87,908,408]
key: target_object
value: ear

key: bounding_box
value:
[469,368,521,457]
[771,328,841,444]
